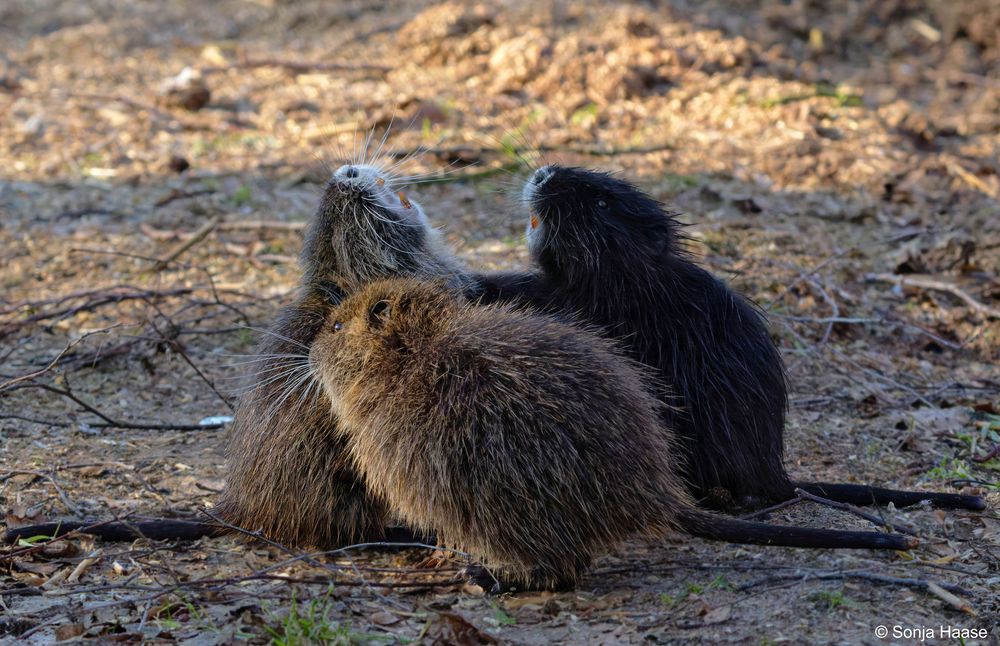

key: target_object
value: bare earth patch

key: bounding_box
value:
[1,1,998,643]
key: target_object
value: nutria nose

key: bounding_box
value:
[336,165,358,178]
[531,166,554,186]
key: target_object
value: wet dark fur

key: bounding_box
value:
[473,166,985,511]
[310,279,914,590]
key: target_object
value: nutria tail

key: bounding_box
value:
[3,519,219,543]
[793,482,986,511]
[3,519,434,547]
[677,509,918,551]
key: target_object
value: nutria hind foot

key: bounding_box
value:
[793,481,986,511]
[380,525,437,546]
[462,565,577,594]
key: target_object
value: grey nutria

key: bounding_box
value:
[473,165,985,511]
[308,278,914,591]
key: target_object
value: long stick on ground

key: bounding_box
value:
[154,215,221,270]
[794,488,919,537]
[866,273,1000,319]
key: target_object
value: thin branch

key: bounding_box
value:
[866,273,1000,319]
[775,314,963,350]
[154,215,221,270]
[765,229,930,311]
[738,569,971,596]
[0,328,114,391]
[739,494,805,520]
[794,488,919,537]
[3,381,226,431]
[201,57,390,74]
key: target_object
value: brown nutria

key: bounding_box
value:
[211,280,392,547]
[5,162,468,547]
[308,278,915,591]
[214,162,472,547]
[300,163,471,292]
[473,165,985,512]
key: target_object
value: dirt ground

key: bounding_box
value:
[2,0,999,643]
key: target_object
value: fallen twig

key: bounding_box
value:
[2,469,79,514]
[200,509,344,580]
[794,488,919,537]
[739,495,805,521]
[217,220,306,231]
[776,314,963,350]
[971,444,1000,463]
[0,328,114,392]
[926,581,976,615]
[867,273,1000,320]
[765,229,929,312]
[944,158,999,199]
[154,215,221,270]
[738,569,971,597]
[202,57,390,75]
[2,381,226,431]
[154,188,214,208]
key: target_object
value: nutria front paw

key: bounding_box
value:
[462,564,504,595]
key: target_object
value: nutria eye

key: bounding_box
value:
[597,199,608,209]
[333,322,343,332]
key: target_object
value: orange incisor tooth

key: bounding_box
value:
[375,177,385,186]
[397,191,412,209]
[530,215,540,229]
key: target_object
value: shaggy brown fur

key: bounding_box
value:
[5,165,472,548]
[213,282,391,547]
[215,164,469,548]
[309,279,915,590]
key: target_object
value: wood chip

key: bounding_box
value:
[926,582,976,615]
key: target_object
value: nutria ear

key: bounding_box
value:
[368,300,391,328]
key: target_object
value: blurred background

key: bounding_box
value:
[1,1,998,641]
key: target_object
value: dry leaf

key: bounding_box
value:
[55,624,86,641]
[5,504,44,528]
[369,611,401,626]
[424,613,497,645]
[9,570,46,587]
[703,605,732,625]
[40,541,79,559]
[13,560,61,576]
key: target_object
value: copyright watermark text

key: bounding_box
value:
[874,625,988,641]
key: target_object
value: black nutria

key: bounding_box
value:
[5,161,468,547]
[473,165,985,511]
[308,278,915,592]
